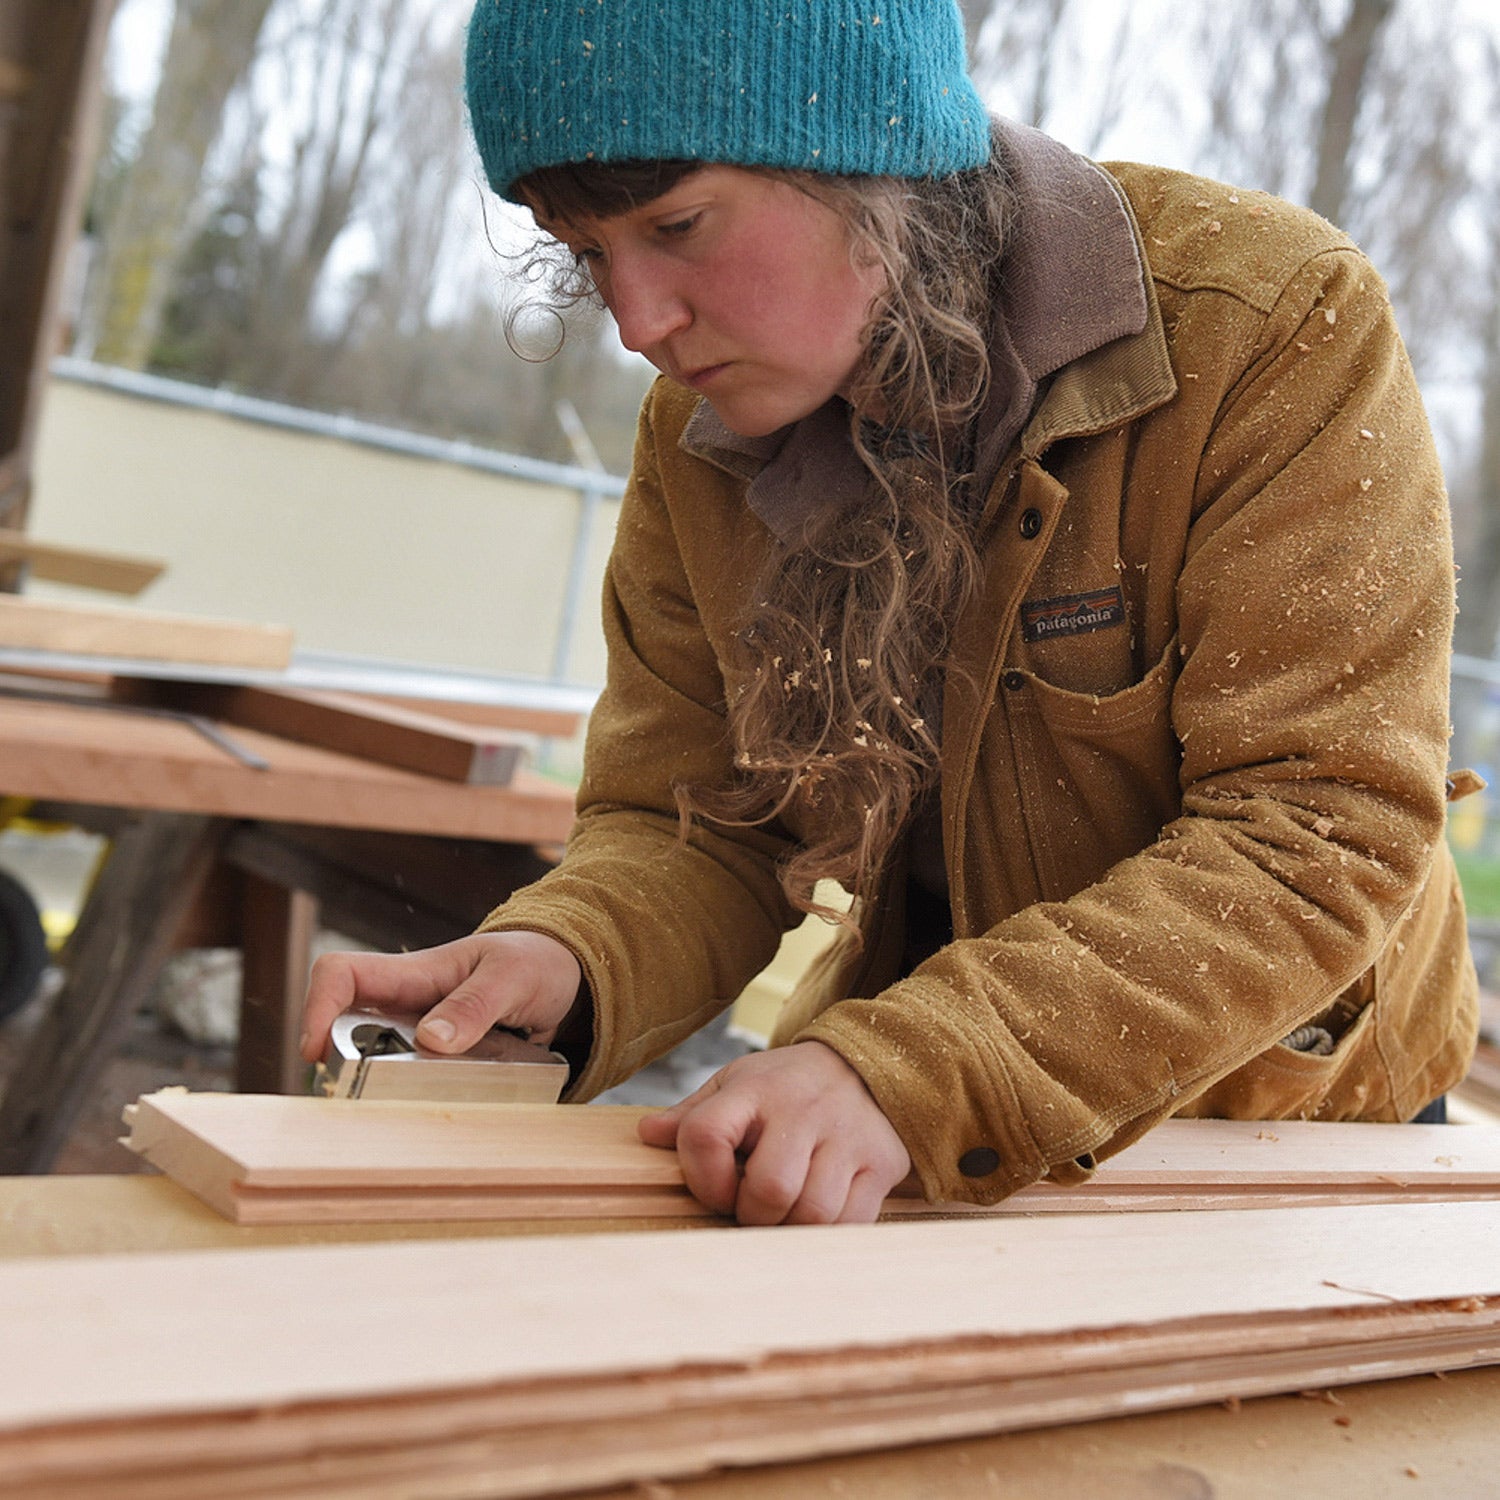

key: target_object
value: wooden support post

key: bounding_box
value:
[0,0,114,545]
[0,810,226,1174]
[236,872,317,1096]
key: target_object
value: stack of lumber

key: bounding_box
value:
[0,596,544,786]
[122,1090,1500,1225]
[0,1202,1497,1497]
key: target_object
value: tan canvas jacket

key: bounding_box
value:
[482,154,1479,1206]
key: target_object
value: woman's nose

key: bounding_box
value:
[604,254,691,354]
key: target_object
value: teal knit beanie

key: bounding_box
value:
[465,1,991,204]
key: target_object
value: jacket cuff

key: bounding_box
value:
[791,995,1067,1205]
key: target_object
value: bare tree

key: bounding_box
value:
[955,0,989,69]
[962,0,1147,158]
[1192,2,1470,377]
[227,0,444,401]
[1307,0,1397,226]
[84,0,274,367]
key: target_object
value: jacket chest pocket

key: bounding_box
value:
[999,635,1183,903]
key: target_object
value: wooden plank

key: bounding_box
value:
[0,697,577,842]
[0,596,293,669]
[0,1175,642,1258]
[0,814,227,1174]
[0,1203,1495,1497]
[221,822,554,953]
[373,692,584,740]
[0,528,165,595]
[120,1092,1500,1225]
[117,681,532,784]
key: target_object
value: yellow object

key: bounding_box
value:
[1448,791,1487,853]
[729,883,850,1047]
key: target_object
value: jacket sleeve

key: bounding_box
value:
[478,388,797,1098]
[793,244,1466,1202]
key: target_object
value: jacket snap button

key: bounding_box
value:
[1019,507,1043,538]
[958,1146,1001,1178]
[1003,670,1026,691]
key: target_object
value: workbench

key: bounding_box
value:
[0,691,577,1172]
[1,1171,1494,1499]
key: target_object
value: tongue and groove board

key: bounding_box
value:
[121,1090,1500,1225]
[0,1203,1497,1498]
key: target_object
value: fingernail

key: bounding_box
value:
[418,1017,455,1045]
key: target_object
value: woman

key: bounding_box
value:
[301,0,1478,1225]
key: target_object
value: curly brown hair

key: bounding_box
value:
[517,136,1012,924]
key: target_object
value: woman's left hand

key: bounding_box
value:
[637,1041,912,1225]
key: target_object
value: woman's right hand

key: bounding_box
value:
[298,930,583,1064]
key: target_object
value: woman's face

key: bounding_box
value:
[536,166,885,438]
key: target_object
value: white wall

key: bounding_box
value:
[28,378,621,686]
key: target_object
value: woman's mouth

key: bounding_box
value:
[682,362,730,390]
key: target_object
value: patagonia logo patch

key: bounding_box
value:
[1020,586,1126,642]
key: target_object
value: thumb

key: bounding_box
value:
[637,1068,727,1149]
[637,1109,681,1149]
[413,984,503,1054]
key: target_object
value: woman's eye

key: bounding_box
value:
[572,245,603,265]
[656,215,699,239]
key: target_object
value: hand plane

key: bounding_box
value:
[316,1009,568,1104]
